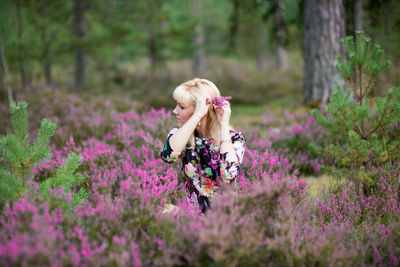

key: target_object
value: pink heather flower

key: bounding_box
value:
[207,96,232,108]
[155,238,165,248]
[131,243,141,267]
[113,236,121,244]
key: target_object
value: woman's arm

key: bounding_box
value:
[160,128,180,163]
[219,131,246,182]
[215,100,246,182]
[220,122,236,155]
[168,113,202,153]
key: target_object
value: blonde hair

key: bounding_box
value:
[173,78,233,150]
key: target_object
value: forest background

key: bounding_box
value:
[1,0,400,265]
[1,0,399,110]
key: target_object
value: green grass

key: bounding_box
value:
[304,175,347,199]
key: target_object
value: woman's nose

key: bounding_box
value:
[172,107,178,115]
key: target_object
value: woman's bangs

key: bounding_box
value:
[173,85,193,104]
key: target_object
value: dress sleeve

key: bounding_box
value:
[219,131,246,183]
[160,128,182,164]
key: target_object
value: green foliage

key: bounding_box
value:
[36,152,87,206]
[0,101,87,211]
[0,102,57,189]
[311,32,400,183]
[337,31,391,89]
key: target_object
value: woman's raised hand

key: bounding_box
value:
[193,96,211,119]
[215,100,231,125]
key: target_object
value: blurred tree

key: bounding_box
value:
[15,0,29,89]
[0,71,3,99]
[354,0,363,31]
[248,0,300,72]
[140,0,168,79]
[303,0,345,106]
[191,0,205,77]
[344,0,363,37]
[344,0,354,36]
[0,28,14,105]
[364,0,400,87]
[87,0,133,83]
[26,0,71,86]
[74,0,88,89]
[257,23,269,72]
[271,0,289,72]
[227,0,240,54]
[40,5,52,84]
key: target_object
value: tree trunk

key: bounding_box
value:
[191,0,205,77]
[15,0,28,89]
[227,0,240,53]
[276,46,289,72]
[74,0,88,89]
[0,66,3,92]
[303,0,345,106]
[257,23,269,72]
[147,8,157,79]
[384,5,391,84]
[41,5,52,85]
[272,0,289,72]
[145,0,167,80]
[354,0,363,31]
[146,0,158,79]
[0,29,14,105]
[109,0,120,71]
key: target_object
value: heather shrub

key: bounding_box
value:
[0,88,144,147]
[0,177,178,266]
[311,167,400,266]
[241,148,293,183]
[271,113,327,175]
[0,191,76,266]
[311,32,400,186]
[247,110,327,175]
[2,87,400,265]
[173,176,358,266]
[110,108,175,159]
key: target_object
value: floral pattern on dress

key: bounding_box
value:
[160,127,246,207]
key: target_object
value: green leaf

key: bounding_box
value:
[0,168,21,202]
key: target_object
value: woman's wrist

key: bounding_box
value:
[220,138,232,145]
[192,113,203,121]
[220,124,231,143]
[220,119,230,128]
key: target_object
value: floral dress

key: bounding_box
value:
[160,127,246,210]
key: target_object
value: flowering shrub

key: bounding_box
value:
[249,110,328,175]
[1,92,400,266]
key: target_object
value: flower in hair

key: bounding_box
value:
[207,96,232,108]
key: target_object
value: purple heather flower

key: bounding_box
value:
[207,96,232,108]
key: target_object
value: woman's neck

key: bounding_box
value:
[195,117,208,138]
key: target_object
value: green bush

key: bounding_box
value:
[311,32,400,185]
[0,102,87,213]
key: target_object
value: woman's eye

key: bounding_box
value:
[179,105,184,109]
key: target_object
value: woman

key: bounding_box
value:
[160,78,246,213]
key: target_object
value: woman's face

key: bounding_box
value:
[172,101,195,128]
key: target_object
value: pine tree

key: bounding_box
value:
[0,102,87,211]
[311,32,400,185]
